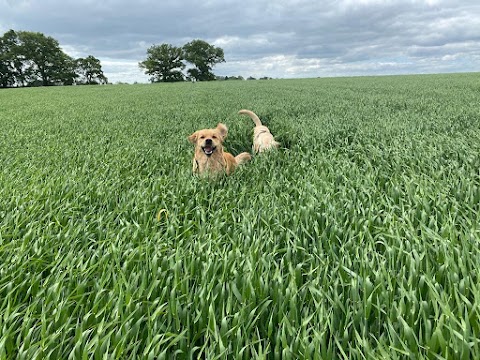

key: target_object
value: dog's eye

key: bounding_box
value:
[212,135,217,139]
[200,135,205,139]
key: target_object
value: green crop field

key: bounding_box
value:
[1,73,480,359]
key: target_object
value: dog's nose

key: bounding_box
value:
[205,138,212,145]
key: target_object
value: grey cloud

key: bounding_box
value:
[1,0,479,81]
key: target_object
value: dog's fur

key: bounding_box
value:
[238,109,280,153]
[188,123,251,177]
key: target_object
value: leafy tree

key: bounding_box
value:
[183,40,225,81]
[0,30,109,87]
[225,75,244,81]
[139,44,185,83]
[0,30,23,87]
[16,31,77,86]
[76,55,107,84]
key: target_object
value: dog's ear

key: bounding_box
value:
[188,131,198,144]
[216,123,228,140]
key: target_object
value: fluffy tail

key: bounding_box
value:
[235,152,251,165]
[239,109,263,127]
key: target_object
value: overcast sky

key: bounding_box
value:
[1,0,479,83]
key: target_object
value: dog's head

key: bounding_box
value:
[188,123,228,156]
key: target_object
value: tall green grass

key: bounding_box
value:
[1,73,480,359]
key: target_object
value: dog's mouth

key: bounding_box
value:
[202,145,216,156]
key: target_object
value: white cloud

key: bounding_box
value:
[214,35,270,48]
[100,59,148,84]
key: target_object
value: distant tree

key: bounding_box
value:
[0,30,110,87]
[225,75,244,81]
[247,76,256,80]
[53,55,78,85]
[16,31,77,86]
[76,55,107,84]
[139,44,185,82]
[183,40,224,81]
[0,30,21,87]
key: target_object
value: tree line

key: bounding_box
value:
[1,30,233,87]
[0,30,107,88]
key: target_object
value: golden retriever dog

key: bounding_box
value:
[188,123,251,177]
[238,109,280,153]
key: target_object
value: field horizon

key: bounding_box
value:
[1,73,480,359]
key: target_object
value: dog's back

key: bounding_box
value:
[239,109,280,153]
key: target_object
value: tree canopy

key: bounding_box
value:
[139,44,185,83]
[0,30,107,87]
[183,40,225,82]
[76,55,108,85]
[15,31,77,86]
[0,30,21,88]
[139,39,225,83]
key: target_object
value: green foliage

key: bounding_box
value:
[1,73,480,359]
[76,55,108,85]
[15,30,77,86]
[183,39,225,81]
[0,30,106,87]
[139,40,225,82]
[139,44,185,83]
[0,30,21,87]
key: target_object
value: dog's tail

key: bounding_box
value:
[239,109,263,127]
[235,152,251,165]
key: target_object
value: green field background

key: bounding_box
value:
[1,74,480,359]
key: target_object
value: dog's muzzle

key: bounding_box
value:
[202,145,215,156]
